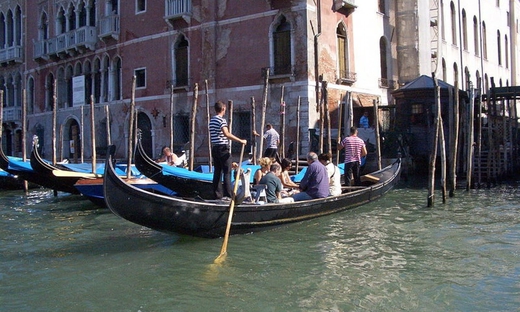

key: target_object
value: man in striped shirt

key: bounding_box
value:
[209,101,247,199]
[338,126,367,187]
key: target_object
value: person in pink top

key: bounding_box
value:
[338,126,367,186]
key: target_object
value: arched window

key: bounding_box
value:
[45,74,55,111]
[378,0,385,14]
[93,58,101,103]
[453,62,459,85]
[67,4,76,31]
[102,56,110,102]
[504,35,508,68]
[336,23,351,81]
[441,0,445,40]
[482,22,487,59]
[0,14,5,47]
[379,37,388,80]
[442,58,447,82]
[66,65,74,107]
[57,7,66,34]
[112,57,122,100]
[174,35,188,87]
[27,77,35,114]
[450,2,457,45]
[497,30,501,65]
[15,6,21,46]
[462,9,468,50]
[6,10,13,47]
[272,15,292,75]
[473,16,479,56]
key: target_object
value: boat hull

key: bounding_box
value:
[105,145,401,238]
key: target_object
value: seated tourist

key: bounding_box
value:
[259,163,294,204]
[291,152,330,202]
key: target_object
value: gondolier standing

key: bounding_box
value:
[209,101,247,199]
[338,126,367,186]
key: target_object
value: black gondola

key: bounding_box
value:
[104,145,402,238]
[29,136,98,194]
[134,135,216,199]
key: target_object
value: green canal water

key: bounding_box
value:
[1,180,519,311]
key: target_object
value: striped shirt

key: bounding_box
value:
[263,128,279,149]
[341,135,365,163]
[209,115,229,145]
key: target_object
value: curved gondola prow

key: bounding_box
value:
[0,137,10,170]
[134,129,162,174]
[30,135,58,173]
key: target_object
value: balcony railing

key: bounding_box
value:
[379,78,397,89]
[45,26,97,57]
[2,106,22,122]
[0,45,23,64]
[337,71,357,84]
[165,0,192,25]
[99,14,120,40]
[33,40,47,59]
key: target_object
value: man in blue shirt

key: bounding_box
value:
[359,111,369,128]
[291,152,330,201]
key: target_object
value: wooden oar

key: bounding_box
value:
[215,143,246,263]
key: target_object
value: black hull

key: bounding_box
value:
[29,144,83,194]
[134,137,215,199]
[0,140,59,191]
[105,145,401,238]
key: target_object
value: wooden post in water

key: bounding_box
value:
[476,85,482,187]
[280,85,286,159]
[189,83,198,171]
[251,96,257,165]
[52,80,57,165]
[90,95,97,174]
[434,78,447,203]
[227,100,233,152]
[21,90,28,192]
[319,82,324,154]
[205,80,212,171]
[295,96,301,173]
[466,84,475,190]
[323,82,331,156]
[170,84,174,151]
[259,69,269,157]
[336,97,343,165]
[127,76,136,179]
[449,80,459,196]
[373,99,381,170]
[428,75,440,207]
[80,105,84,163]
[487,79,496,187]
[105,105,111,146]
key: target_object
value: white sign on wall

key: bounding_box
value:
[72,75,85,107]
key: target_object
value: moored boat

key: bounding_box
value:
[104,145,402,238]
[134,136,260,199]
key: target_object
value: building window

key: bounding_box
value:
[462,10,468,51]
[136,0,146,13]
[174,35,189,87]
[410,104,424,125]
[378,0,385,14]
[450,2,457,45]
[505,35,509,68]
[379,37,388,80]
[272,16,291,75]
[442,58,447,82]
[441,0,445,40]
[134,68,146,88]
[337,23,351,80]
[173,115,189,150]
[497,30,501,65]
[112,57,122,100]
[482,22,487,59]
[473,16,479,56]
